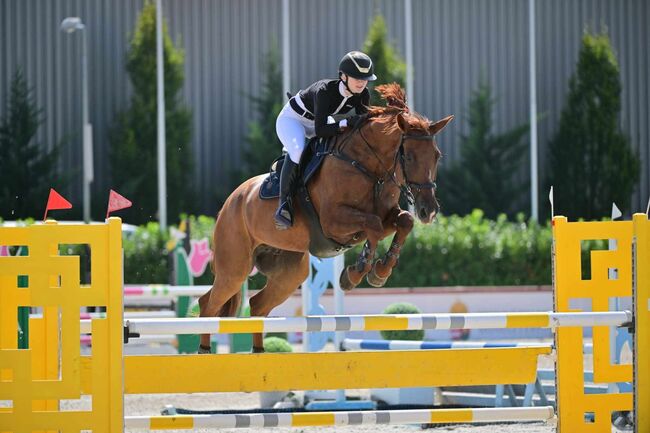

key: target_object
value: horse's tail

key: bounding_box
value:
[208,208,242,318]
[209,209,221,276]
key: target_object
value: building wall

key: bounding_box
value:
[1,0,648,218]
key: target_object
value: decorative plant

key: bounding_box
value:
[380,302,424,341]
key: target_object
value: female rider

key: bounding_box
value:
[274,51,377,229]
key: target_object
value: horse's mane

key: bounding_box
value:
[366,83,430,134]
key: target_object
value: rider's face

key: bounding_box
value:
[342,74,368,94]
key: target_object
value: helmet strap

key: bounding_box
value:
[340,74,358,96]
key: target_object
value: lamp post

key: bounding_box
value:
[61,17,93,223]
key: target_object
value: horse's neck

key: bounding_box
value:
[339,126,400,175]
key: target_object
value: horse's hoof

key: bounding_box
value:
[252,346,265,353]
[367,266,388,287]
[198,344,211,354]
[339,268,356,291]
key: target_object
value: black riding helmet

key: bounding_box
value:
[338,51,377,81]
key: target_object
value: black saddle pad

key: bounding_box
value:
[259,137,332,200]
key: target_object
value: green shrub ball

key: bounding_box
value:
[380,302,425,341]
[263,336,293,353]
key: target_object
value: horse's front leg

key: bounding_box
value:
[323,205,384,291]
[367,209,414,287]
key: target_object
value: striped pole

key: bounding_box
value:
[342,338,595,354]
[342,338,553,351]
[96,311,632,336]
[124,284,209,298]
[81,334,176,346]
[79,311,176,320]
[125,406,555,429]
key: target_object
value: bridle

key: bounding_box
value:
[326,119,438,206]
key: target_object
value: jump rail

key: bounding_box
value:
[98,311,633,338]
[125,406,555,429]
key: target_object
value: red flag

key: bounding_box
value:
[43,188,72,221]
[106,189,133,218]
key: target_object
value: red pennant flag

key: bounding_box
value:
[106,189,133,219]
[43,188,72,221]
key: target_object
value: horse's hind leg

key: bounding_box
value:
[197,244,252,353]
[249,251,309,352]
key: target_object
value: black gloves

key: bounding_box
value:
[346,115,363,129]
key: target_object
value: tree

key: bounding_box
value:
[439,76,529,219]
[0,69,66,220]
[362,14,406,105]
[545,31,639,220]
[235,44,284,183]
[109,1,193,224]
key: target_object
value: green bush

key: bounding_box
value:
[380,302,424,341]
[346,210,553,287]
[263,336,293,353]
[109,2,194,224]
[123,222,171,283]
[440,75,529,219]
[0,69,68,220]
[4,213,609,291]
[264,332,289,341]
[545,31,639,220]
[362,14,406,105]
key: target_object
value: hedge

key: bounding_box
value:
[5,211,608,288]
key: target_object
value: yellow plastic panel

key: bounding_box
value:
[123,346,549,394]
[553,216,634,433]
[0,219,123,433]
[633,214,650,433]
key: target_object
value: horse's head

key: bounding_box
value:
[361,83,453,223]
[396,112,454,223]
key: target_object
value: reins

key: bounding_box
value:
[321,117,437,206]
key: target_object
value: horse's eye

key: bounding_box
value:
[405,153,414,162]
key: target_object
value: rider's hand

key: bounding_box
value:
[346,115,363,129]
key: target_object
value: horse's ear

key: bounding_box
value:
[429,115,454,136]
[396,112,410,133]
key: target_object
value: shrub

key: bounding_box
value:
[346,210,553,287]
[263,336,293,353]
[545,31,639,220]
[380,302,424,341]
[109,1,194,224]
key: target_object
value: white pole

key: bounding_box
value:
[282,0,290,102]
[81,28,93,223]
[529,0,538,221]
[404,0,414,110]
[110,311,634,336]
[156,0,167,230]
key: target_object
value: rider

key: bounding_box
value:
[274,51,377,229]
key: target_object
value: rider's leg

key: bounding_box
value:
[274,112,306,229]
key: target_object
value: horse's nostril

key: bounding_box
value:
[418,207,428,220]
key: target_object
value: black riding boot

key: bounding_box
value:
[274,155,300,230]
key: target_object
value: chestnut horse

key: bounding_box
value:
[198,84,453,353]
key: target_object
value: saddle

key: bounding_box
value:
[259,137,353,258]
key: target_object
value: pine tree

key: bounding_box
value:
[440,76,529,219]
[545,32,639,220]
[236,44,284,183]
[362,14,406,106]
[0,69,65,220]
[109,1,193,224]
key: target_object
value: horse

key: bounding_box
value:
[198,83,453,353]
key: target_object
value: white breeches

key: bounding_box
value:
[275,102,316,164]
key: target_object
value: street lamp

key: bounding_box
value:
[61,17,93,223]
